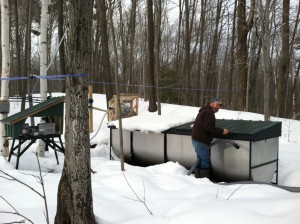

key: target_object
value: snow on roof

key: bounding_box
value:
[108,114,195,133]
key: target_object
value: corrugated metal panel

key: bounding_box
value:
[1,96,65,125]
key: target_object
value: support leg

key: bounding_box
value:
[16,143,21,170]
[8,138,16,162]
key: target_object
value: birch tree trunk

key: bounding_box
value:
[0,0,10,156]
[55,0,95,222]
[37,0,49,157]
[40,0,49,100]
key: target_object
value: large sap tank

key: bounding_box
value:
[110,119,281,183]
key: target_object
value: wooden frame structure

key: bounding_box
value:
[108,93,139,121]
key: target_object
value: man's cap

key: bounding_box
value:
[211,98,223,105]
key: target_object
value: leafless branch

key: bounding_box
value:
[121,171,153,215]
[227,184,244,200]
[0,196,34,224]
[0,153,50,224]
[34,152,49,224]
[0,170,43,198]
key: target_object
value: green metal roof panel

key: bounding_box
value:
[166,119,282,142]
[1,96,65,125]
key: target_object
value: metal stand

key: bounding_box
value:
[8,134,65,169]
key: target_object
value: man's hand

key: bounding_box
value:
[223,128,229,135]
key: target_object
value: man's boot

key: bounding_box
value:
[199,169,210,179]
[194,168,201,178]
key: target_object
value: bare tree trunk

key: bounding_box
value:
[99,0,114,106]
[108,0,125,171]
[58,0,66,92]
[277,0,290,118]
[175,0,183,73]
[37,0,49,157]
[259,0,271,120]
[92,4,101,94]
[39,0,49,100]
[25,0,34,126]
[198,0,207,106]
[155,0,162,115]
[128,0,137,93]
[181,0,191,105]
[55,0,95,223]
[204,0,222,103]
[147,0,157,112]
[0,0,10,156]
[236,0,255,110]
[14,0,22,100]
[289,1,300,117]
[228,0,237,108]
[294,61,300,116]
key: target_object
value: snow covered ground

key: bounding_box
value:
[1,93,300,224]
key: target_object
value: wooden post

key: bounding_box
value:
[88,85,93,133]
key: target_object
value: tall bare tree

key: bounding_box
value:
[155,0,162,114]
[204,0,223,103]
[37,0,49,157]
[147,0,157,112]
[198,0,208,105]
[236,0,255,110]
[227,0,237,108]
[55,0,95,223]
[259,0,271,120]
[25,0,34,126]
[98,0,113,106]
[128,0,137,93]
[107,0,126,171]
[277,0,290,117]
[58,0,66,92]
[13,0,22,99]
[181,0,191,105]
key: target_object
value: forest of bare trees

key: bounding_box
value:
[3,0,300,120]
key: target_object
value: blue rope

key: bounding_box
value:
[0,73,89,81]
